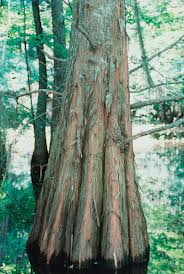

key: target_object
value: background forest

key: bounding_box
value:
[0,0,183,273]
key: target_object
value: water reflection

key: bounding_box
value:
[32,263,148,274]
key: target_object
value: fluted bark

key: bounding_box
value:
[27,0,149,271]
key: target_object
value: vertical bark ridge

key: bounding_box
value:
[72,66,106,267]
[121,11,150,262]
[101,56,129,268]
[51,0,66,135]
[40,76,84,262]
[27,38,80,252]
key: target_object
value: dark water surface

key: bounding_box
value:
[30,263,148,274]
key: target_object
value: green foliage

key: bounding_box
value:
[146,207,184,274]
[0,4,7,25]
[126,0,174,27]
[6,24,22,49]
[64,3,72,46]
[0,174,35,272]
[1,97,33,129]
[0,173,35,228]
[29,33,53,49]
[0,263,18,274]
[140,11,173,28]
[136,147,184,273]
[126,8,136,25]
[150,97,184,132]
[0,229,31,273]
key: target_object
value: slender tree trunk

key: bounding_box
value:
[31,0,48,202]
[0,128,6,184]
[0,96,7,185]
[0,102,8,264]
[51,0,66,135]
[133,0,154,87]
[22,0,35,121]
[27,0,149,271]
[0,216,10,261]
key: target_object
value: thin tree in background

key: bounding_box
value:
[133,0,154,87]
[0,129,6,184]
[22,0,35,123]
[27,0,149,271]
[0,98,8,264]
[31,0,48,202]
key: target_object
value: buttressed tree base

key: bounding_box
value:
[27,0,149,271]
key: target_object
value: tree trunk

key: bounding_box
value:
[0,97,7,184]
[0,128,6,184]
[27,0,149,271]
[51,0,66,135]
[31,0,49,202]
[0,216,10,261]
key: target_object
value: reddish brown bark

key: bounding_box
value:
[27,0,149,271]
[51,0,66,135]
